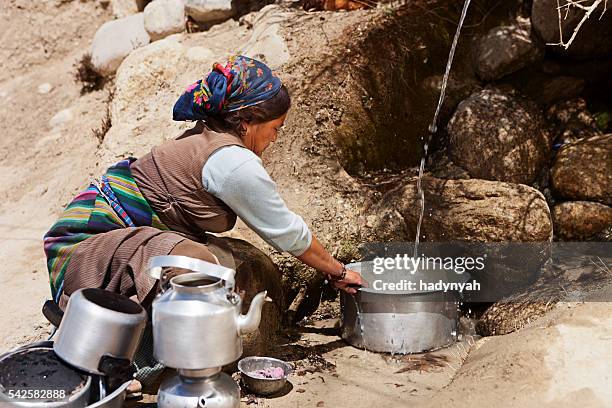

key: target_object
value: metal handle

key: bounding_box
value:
[42,299,64,328]
[148,255,236,290]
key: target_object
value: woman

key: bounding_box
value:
[43,55,363,318]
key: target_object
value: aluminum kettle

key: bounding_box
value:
[148,255,269,369]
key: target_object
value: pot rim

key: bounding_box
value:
[0,345,92,408]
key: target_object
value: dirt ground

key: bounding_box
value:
[125,296,612,408]
[1,1,611,407]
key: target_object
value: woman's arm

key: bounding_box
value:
[203,146,363,293]
[296,236,364,294]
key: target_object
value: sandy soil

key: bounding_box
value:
[1,1,611,408]
[0,0,112,349]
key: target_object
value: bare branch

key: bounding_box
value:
[547,0,607,50]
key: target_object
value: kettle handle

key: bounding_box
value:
[147,255,236,290]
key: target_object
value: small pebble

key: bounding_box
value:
[49,109,73,128]
[38,83,53,94]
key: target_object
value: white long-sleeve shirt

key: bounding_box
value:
[202,145,312,256]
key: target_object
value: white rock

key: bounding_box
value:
[240,5,290,68]
[112,39,185,126]
[49,109,73,128]
[110,0,139,18]
[185,46,214,61]
[90,13,151,77]
[144,0,186,41]
[38,83,53,94]
[185,0,235,24]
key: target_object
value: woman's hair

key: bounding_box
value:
[204,84,291,137]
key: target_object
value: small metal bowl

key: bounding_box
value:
[238,357,293,396]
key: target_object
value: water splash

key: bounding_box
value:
[414,0,472,259]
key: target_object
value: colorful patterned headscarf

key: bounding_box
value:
[173,55,282,121]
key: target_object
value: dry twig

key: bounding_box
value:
[549,0,608,50]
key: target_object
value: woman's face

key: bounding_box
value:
[243,113,287,156]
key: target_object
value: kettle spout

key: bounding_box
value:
[237,291,271,335]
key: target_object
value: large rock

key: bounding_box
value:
[553,201,612,240]
[427,302,612,407]
[370,176,553,297]
[144,0,186,41]
[239,5,291,69]
[421,74,480,132]
[104,38,186,158]
[447,87,552,184]
[531,76,585,108]
[547,98,602,147]
[531,0,612,58]
[110,0,139,18]
[220,237,283,356]
[474,17,544,81]
[185,0,235,24]
[551,133,612,205]
[477,244,612,336]
[90,13,151,76]
[372,176,553,243]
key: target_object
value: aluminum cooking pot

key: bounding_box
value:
[53,288,146,375]
[340,261,470,353]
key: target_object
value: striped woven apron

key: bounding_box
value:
[43,159,168,302]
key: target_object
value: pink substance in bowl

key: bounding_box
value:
[247,366,285,379]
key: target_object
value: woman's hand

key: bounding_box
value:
[328,269,365,295]
[296,236,366,294]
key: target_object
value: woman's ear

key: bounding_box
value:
[240,121,248,137]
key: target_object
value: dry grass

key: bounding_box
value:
[91,89,113,144]
[74,53,105,94]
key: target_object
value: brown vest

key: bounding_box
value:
[131,124,246,238]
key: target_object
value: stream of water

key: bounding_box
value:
[354,0,473,355]
[413,0,472,259]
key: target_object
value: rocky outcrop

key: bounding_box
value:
[90,13,150,76]
[551,133,612,205]
[474,17,543,81]
[553,201,612,240]
[185,0,235,24]
[477,243,612,336]
[531,0,612,58]
[144,0,186,41]
[428,302,612,407]
[447,87,552,184]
